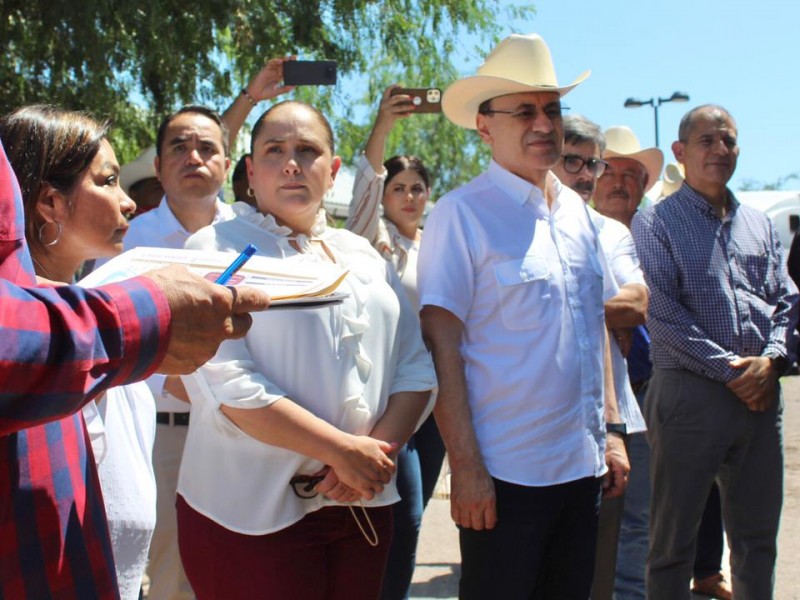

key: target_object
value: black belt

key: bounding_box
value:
[156,412,190,426]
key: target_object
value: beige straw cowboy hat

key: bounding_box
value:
[602,126,664,193]
[660,162,685,197]
[119,146,157,195]
[442,33,590,130]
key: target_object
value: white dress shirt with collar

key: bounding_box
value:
[122,195,236,412]
[418,160,614,486]
[589,207,647,434]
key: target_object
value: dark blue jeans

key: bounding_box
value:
[379,414,446,600]
[459,476,602,600]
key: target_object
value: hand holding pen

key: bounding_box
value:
[216,244,258,285]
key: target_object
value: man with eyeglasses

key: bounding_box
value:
[552,114,608,202]
[632,105,798,600]
[418,34,629,598]
[553,118,651,600]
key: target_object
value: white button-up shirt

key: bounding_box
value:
[418,161,613,486]
[122,196,235,412]
[177,207,436,533]
[590,207,647,434]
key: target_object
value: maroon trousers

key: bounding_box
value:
[177,495,393,600]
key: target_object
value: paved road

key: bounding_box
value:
[411,374,800,599]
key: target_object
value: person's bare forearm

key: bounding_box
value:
[421,306,498,529]
[221,57,295,148]
[603,327,620,424]
[421,307,483,469]
[605,283,648,329]
[222,398,358,463]
[363,114,393,175]
[221,397,394,498]
[369,390,431,451]
[221,93,253,148]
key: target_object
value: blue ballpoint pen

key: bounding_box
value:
[215,244,258,284]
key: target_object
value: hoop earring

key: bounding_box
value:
[247,187,255,198]
[38,221,62,246]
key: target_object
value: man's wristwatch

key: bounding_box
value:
[606,422,627,436]
[766,353,790,376]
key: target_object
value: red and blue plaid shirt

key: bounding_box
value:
[0,141,170,598]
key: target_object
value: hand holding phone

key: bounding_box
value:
[390,88,442,113]
[283,60,337,86]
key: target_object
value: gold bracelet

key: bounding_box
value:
[241,88,256,106]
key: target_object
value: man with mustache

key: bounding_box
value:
[418,34,629,598]
[594,126,661,229]
[552,114,609,202]
[632,105,798,599]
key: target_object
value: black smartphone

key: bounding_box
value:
[283,60,337,86]
[390,87,442,113]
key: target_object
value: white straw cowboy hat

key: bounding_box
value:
[602,126,664,193]
[442,33,590,130]
[120,146,157,195]
[659,162,685,198]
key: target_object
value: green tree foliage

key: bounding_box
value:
[738,173,799,192]
[1,1,534,194]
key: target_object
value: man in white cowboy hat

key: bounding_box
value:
[632,105,798,600]
[119,146,164,216]
[594,126,663,229]
[417,33,629,598]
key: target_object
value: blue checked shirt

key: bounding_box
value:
[631,184,799,383]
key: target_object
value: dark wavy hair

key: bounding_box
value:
[0,104,109,248]
[384,155,431,190]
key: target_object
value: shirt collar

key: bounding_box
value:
[486,160,550,210]
[156,195,233,236]
[676,183,739,220]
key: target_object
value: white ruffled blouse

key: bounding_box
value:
[177,204,436,534]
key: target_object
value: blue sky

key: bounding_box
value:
[454,0,798,191]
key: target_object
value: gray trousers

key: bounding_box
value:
[645,368,783,600]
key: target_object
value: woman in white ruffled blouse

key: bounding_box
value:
[176,100,436,600]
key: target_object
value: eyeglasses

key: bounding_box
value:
[561,154,608,177]
[480,104,569,122]
[289,474,326,499]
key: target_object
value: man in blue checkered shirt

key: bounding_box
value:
[631,104,798,600]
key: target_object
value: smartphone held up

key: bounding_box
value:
[283,60,337,86]
[390,88,442,113]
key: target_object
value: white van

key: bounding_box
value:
[737,190,800,251]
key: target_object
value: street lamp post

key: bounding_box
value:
[624,91,690,147]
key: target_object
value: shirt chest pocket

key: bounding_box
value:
[738,251,774,297]
[493,256,556,330]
